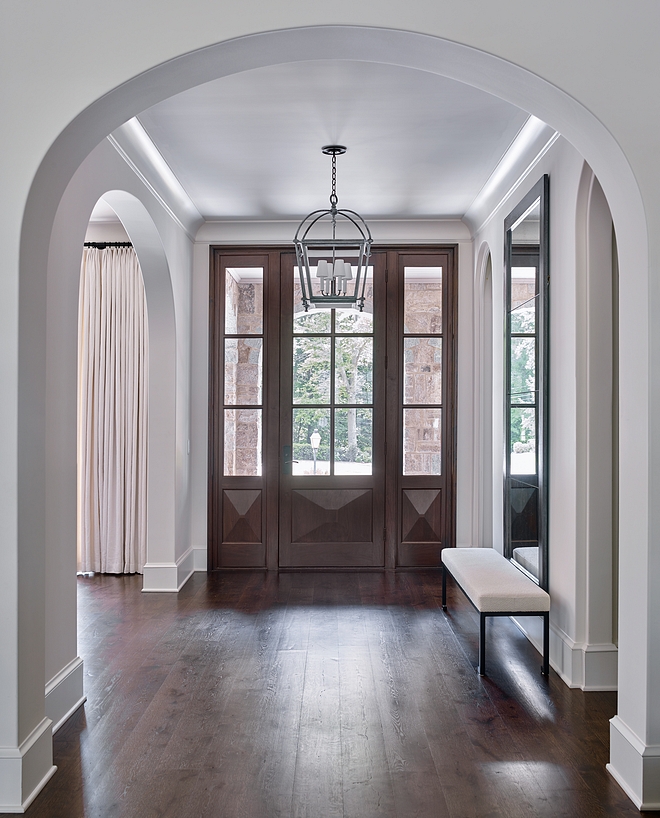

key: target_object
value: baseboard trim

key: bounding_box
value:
[0,718,56,813]
[511,617,617,690]
[193,546,207,572]
[609,716,660,810]
[142,546,195,592]
[45,656,86,733]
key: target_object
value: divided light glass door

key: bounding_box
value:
[277,253,386,567]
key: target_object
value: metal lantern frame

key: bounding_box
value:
[293,146,373,312]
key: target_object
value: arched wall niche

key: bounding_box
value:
[13,24,657,812]
[473,243,494,549]
[573,163,618,686]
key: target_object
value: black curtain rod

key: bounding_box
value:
[84,241,133,248]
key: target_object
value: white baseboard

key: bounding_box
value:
[142,546,195,592]
[0,718,56,813]
[45,656,86,734]
[193,546,207,572]
[608,716,660,810]
[511,617,617,690]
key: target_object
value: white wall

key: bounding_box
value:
[1,5,660,811]
[471,135,618,690]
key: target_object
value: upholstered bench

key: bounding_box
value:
[441,548,550,676]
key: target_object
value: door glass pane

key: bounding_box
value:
[510,337,536,401]
[224,409,262,476]
[225,268,263,334]
[335,337,373,404]
[293,337,331,404]
[510,407,536,474]
[511,267,537,310]
[224,338,262,405]
[403,408,442,475]
[293,307,332,334]
[404,338,442,405]
[292,408,330,475]
[334,408,372,475]
[293,267,332,333]
[510,297,537,333]
[336,268,374,332]
[404,267,442,334]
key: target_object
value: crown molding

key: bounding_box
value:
[108,118,204,240]
[196,218,471,244]
[463,116,559,237]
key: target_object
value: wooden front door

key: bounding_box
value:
[208,246,457,570]
[277,252,386,567]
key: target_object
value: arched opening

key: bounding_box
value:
[78,203,148,577]
[10,25,653,811]
[44,170,180,737]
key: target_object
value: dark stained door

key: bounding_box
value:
[277,252,386,567]
[208,246,457,570]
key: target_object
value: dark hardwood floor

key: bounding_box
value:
[28,571,650,817]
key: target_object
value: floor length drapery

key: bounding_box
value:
[77,246,148,574]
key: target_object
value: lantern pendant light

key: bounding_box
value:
[293,146,372,312]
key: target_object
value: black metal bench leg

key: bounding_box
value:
[479,613,486,676]
[542,612,550,676]
[442,564,447,611]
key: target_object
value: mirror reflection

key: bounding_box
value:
[504,178,549,588]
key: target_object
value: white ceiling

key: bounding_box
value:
[134,60,530,222]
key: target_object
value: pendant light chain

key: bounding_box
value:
[330,152,338,209]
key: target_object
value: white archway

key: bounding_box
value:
[42,139,184,752]
[10,26,656,811]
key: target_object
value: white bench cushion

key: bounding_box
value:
[442,548,550,613]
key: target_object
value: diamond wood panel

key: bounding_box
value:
[401,488,442,543]
[510,483,538,542]
[291,489,372,543]
[222,489,262,544]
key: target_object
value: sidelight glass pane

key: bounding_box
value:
[404,338,442,405]
[224,338,262,405]
[224,409,262,476]
[225,268,263,334]
[404,267,442,334]
[292,408,330,475]
[334,408,372,474]
[510,337,536,401]
[403,408,442,475]
[293,337,331,404]
[510,407,536,474]
[335,337,373,404]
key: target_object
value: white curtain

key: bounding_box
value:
[77,246,149,574]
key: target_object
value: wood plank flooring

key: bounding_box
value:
[28,571,652,817]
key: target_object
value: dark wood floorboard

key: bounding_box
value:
[27,571,655,818]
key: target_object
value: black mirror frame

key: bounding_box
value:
[503,174,549,591]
